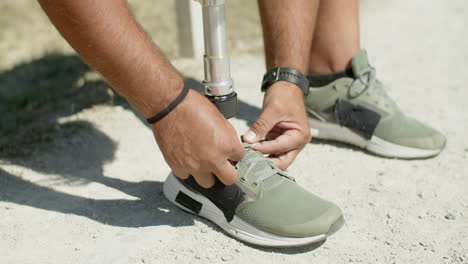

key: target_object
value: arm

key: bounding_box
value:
[38,0,181,117]
[243,0,318,169]
[38,0,244,187]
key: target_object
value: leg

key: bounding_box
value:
[258,0,320,73]
[309,0,360,74]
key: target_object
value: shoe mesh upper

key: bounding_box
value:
[236,177,332,226]
[234,149,337,236]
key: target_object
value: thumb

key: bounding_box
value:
[243,108,277,143]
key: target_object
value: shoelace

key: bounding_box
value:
[239,154,295,186]
[242,157,280,186]
[347,66,388,102]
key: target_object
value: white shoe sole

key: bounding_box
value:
[309,118,441,159]
[163,172,336,247]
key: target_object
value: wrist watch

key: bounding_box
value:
[261,67,310,96]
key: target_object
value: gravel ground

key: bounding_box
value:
[0,0,467,263]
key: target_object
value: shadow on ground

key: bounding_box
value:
[0,53,128,156]
[0,54,191,228]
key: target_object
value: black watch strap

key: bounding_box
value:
[261,67,310,96]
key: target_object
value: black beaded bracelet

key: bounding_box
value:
[146,85,190,124]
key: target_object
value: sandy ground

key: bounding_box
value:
[1,0,467,263]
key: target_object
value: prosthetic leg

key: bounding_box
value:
[195,0,237,119]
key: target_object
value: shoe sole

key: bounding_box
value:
[163,172,343,247]
[309,117,442,159]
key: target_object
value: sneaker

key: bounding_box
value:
[163,145,343,247]
[305,50,446,159]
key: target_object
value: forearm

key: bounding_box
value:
[258,0,319,73]
[38,0,183,117]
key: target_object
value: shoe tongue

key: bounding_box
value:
[351,49,370,77]
[240,148,282,184]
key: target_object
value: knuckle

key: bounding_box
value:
[299,127,312,144]
[233,144,244,156]
[276,161,288,171]
[304,131,312,143]
[219,142,232,155]
[217,167,237,185]
[223,175,237,185]
[205,152,222,164]
[267,99,284,111]
[213,136,233,155]
[254,117,270,132]
[175,172,189,179]
[185,159,200,171]
[205,159,218,170]
[194,177,211,189]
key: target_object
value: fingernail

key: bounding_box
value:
[243,130,256,142]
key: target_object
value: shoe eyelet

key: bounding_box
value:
[252,182,258,187]
[240,177,245,182]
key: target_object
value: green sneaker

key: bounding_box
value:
[163,145,343,247]
[305,49,446,159]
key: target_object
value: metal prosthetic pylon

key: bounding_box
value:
[195,0,238,119]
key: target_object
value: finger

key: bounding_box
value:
[192,172,216,188]
[243,108,277,143]
[268,150,299,170]
[251,130,303,154]
[172,168,189,180]
[212,160,238,186]
[265,130,282,141]
[264,125,284,141]
[228,140,245,162]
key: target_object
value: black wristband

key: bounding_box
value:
[261,67,310,96]
[146,85,190,124]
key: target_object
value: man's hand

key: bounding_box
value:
[153,90,244,188]
[243,81,311,170]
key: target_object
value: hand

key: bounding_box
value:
[152,90,244,188]
[243,81,311,170]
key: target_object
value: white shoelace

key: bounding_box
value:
[348,66,388,97]
[240,156,295,186]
